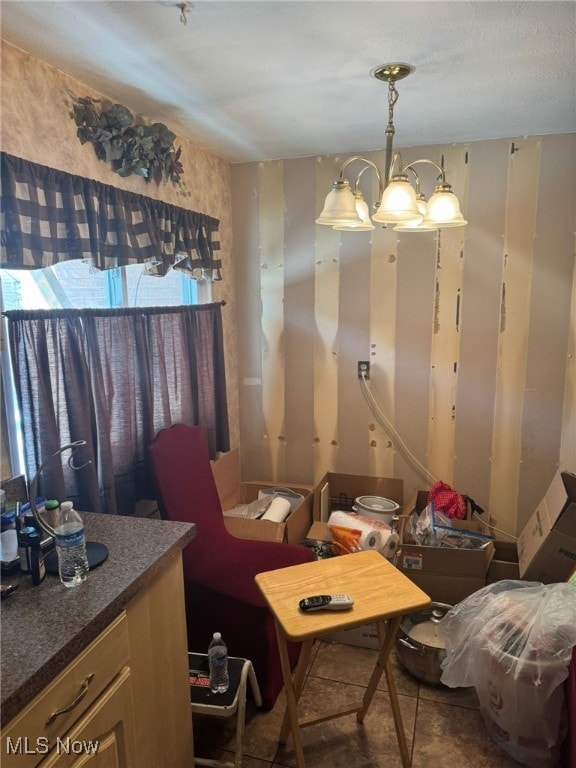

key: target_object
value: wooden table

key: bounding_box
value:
[255,550,431,768]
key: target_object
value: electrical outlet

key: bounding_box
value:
[358,361,370,380]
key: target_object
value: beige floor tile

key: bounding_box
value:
[311,641,420,698]
[273,674,418,768]
[411,698,521,768]
[418,680,480,709]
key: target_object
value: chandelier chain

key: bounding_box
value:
[387,80,399,128]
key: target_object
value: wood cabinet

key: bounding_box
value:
[1,556,193,768]
[39,668,135,768]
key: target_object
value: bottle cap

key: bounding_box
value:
[1,509,17,531]
[18,526,36,541]
[213,632,221,640]
[45,499,60,511]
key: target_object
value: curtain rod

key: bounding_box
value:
[2,300,226,318]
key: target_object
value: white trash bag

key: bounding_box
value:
[440,580,576,768]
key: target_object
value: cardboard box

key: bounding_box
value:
[399,571,485,606]
[314,472,403,522]
[398,516,494,579]
[398,492,494,604]
[517,470,576,583]
[322,623,380,650]
[210,448,314,545]
[306,521,332,542]
[486,541,520,584]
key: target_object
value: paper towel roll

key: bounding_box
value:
[327,511,384,551]
[380,533,400,559]
[260,496,291,522]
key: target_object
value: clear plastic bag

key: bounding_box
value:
[222,496,272,519]
[440,580,576,768]
[405,503,493,549]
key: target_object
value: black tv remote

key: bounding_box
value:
[298,594,354,612]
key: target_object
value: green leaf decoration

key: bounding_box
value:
[71,96,185,185]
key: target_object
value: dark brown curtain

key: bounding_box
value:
[0,152,222,279]
[5,303,229,515]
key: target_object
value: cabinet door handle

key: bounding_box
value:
[45,673,95,725]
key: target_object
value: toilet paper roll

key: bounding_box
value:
[327,511,384,551]
[260,496,292,523]
[380,533,400,559]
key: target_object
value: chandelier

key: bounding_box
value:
[316,63,467,232]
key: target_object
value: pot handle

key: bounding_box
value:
[398,637,423,652]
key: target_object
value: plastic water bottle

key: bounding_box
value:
[54,501,89,587]
[208,632,229,693]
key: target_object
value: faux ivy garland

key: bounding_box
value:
[71,97,184,185]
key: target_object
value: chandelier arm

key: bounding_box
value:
[28,440,91,537]
[337,156,384,201]
[401,158,446,184]
[338,156,377,178]
[404,165,423,195]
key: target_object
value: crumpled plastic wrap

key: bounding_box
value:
[440,580,576,768]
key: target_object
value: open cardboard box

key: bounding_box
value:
[517,470,576,583]
[313,471,403,522]
[398,489,494,604]
[210,448,314,545]
[487,540,520,584]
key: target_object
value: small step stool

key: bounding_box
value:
[189,652,262,768]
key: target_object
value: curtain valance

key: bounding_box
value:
[0,153,222,279]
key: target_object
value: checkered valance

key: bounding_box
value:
[0,153,222,279]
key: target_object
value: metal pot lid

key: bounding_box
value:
[354,495,399,512]
[400,602,452,633]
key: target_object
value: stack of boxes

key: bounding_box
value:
[209,450,576,610]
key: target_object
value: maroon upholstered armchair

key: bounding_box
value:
[148,423,314,709]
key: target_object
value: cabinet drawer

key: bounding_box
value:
[38,667,135,768]
[2,612,129,768]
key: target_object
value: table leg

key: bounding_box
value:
[279,637,314,743]
[357,616,411,768]
[275,621,308,768]
[383,654,411,768]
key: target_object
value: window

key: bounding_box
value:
[0,259,211,311]
[0,261,211,475]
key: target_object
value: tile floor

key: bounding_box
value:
[192,639,523,768]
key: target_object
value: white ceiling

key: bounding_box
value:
[1,1,575,163]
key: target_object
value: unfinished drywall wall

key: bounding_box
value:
[0,42,240,481]
[231,134,576,536]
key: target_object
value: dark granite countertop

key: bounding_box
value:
[0,512,195,726]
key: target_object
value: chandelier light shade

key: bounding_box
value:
[372,174,422,224]
[316,63,467,234]
[315,179,362,226]
[333,191,375,230]
[421,182,467,227]
[394,195,438,232]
